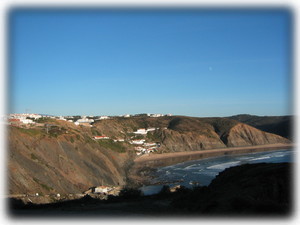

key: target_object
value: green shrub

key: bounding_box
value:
[17,127,41,136]
[30,153,38,160]
[97,139,126,153]
[147,130,162,142]
[91,128,101,136]
[35,117,55,123]
[33,177,53,192]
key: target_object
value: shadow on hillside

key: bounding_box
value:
[8,163,293,219]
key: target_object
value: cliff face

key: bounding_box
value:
[228,114,293,140]
[156,117,290,152]
[8,125,133,196]
[224,123,290,147]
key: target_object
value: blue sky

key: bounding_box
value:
[9,9,292,117]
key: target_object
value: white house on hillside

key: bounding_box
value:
[134,129,147,135]
[130,139,145,145]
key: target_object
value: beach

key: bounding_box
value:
[127,143,293,186]
[135,143,293,166]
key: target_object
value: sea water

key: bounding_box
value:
[140,149,293,195]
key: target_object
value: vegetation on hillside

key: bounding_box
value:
[97,140,126,153]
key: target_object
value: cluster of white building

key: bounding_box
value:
[133,142,159,155]
[10,113,43,120]
[120,113,172,118]
[5,112,172,126]
[91,127,161,155]
[129,127,162,155]
[73,115,111,126]
[7,113,43,125]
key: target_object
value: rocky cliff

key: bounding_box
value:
[8,122,134,197]
[228,114,293,140]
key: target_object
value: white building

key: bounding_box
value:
[130,139,145,145]
[76,116,94,124]
[58,116,67,121]
[28,114,42,120]
[134,146,146,151]
[150,114,164,117]
[94,186,113,194]
[133,128,147,135]
[144,142,157,147]
[9,113,42,120]
[99,116,109,120]
[146,128,156,132]
[94,136,109,140]
[20,118,35,124]
[113,138,125,142]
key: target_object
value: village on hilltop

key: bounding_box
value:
[3,112,172,156]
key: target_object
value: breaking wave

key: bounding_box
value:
[207,161,241,170]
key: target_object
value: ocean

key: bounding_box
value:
[140,149,293,195]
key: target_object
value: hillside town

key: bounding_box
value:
[4,112,172,156]
[4,113,172,126]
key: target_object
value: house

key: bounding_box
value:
[113,138,125,142]
[146,128,156,132]
[134,146,146,151]
[76,117,94,123]
[94,136,109,140]
[133,128,147,135]
[94,186,113,194]
[75,116,94,126]
[150,114,164,117]
[130,139,145,145]
[144,142,157,147]
[99,116,109,120]
[9,118,20,123]
[20,118,35,124]
[9,113,42,120]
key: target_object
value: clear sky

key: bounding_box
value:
[9,8,292,117]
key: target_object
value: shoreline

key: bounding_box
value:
[134,143,293,168]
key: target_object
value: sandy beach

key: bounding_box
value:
[134,143,293,167]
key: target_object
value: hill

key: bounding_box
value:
[93,116,289,152]
[171,162,292,215]
[228,114,293,140]
[8,115,291,201]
